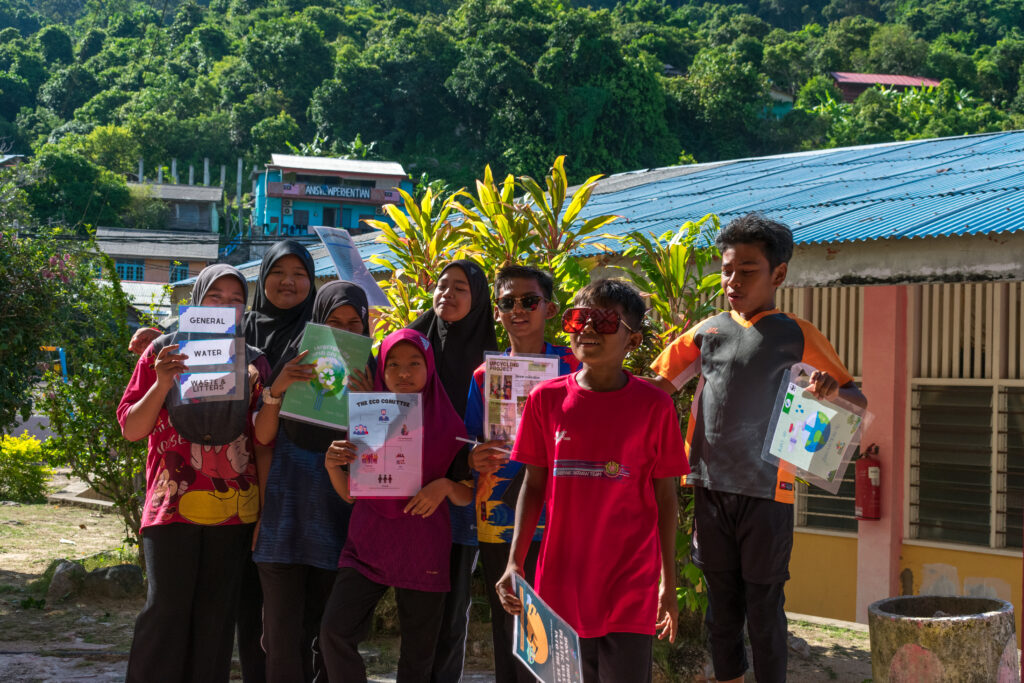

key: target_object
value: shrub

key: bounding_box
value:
[0,432,52,503]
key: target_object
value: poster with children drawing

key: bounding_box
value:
[347,392,422,498]
[762,363,871,494]
[484,354,560,442]
[512,574,583,683]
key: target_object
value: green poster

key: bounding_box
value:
[279,323,374,429]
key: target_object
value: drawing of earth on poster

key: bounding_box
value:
[769,383,862,482]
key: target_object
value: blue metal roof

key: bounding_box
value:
[575,130,1024,248]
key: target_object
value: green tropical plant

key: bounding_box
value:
[0,432,52,503]
[452,165,537,273]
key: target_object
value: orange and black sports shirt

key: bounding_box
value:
[650,309,853,504]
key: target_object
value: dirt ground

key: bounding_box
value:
[0,501,872,682]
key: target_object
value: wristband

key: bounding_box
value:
[262,387,283,405]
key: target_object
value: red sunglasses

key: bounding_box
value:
[561,307,635,334]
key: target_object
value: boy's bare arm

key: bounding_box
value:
[654,477,679,643]
[496,464,548,615]
[639,375,677,395]
[808,371,868,410]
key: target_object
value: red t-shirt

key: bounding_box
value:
[117,348,268,531]
[511,373,689,638]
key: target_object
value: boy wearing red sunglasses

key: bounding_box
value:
[465,265,579,683]
[649,214,866,683]
[495,279,689,682]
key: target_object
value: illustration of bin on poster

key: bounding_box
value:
[348,392,423,498]
[512,574,583,683]
[483,354,560,442]
[278,323,373,429]
[313,227,389,308]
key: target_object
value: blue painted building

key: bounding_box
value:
[252,154,414,237]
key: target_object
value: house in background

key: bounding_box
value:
[830,71,943,102]
[251,154,414,239]
[0,153,26,168]
[97,226,218,283]
[127,182,223,233]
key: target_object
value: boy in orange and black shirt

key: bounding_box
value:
[650,214,866,683]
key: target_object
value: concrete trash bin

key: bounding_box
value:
[868,595,1019,682]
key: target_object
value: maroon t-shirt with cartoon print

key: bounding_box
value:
[117,347,269,531]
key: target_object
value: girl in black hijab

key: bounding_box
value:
[252,281,374,683]
[408,259,498,683]
[240,240,317,682]
[243,240,318,367]
[409,259,498,418]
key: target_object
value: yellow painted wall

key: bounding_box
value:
[901,544,1023,646]
[787,531,858,621]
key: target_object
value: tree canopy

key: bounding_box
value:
[2,0,1024,192]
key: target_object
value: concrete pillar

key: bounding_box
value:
[856,285,909,623]
[138,159,143,182]
[157,166,163,183]
[188,165,194,185]
[171,159,177,184]
[203,158,210,186]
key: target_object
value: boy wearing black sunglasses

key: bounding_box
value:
[495,279,689,682]
[464,265,579,683]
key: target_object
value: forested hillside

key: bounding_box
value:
[3,0,1024,224]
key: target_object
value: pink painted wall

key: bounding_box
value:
[855,285,909,622]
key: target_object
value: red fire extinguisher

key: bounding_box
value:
[855,443,881,520]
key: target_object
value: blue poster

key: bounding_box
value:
[512,575,584,683]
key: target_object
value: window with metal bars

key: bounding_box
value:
[1003,387,1024,549]
[910,385,993,547]
[796,457,858,532]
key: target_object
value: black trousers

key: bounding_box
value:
[692,487,792,683]
[579,632,653,683]
[258,562,337,683]
[238,552,267,682]
[127,522,252,683]
[478,541,541,683]
[429,542,479,683]
[320,567,446,683]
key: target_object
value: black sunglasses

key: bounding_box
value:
[495,294,546,313]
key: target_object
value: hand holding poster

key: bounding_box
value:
[313,227,389,308]
[175,305,246,403]
[512,574,583,683]
[278,323,373,428]
[348,392,423,498]
[484,354,560,442]
[761,362,872,494]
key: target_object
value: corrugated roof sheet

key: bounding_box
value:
[831,72,943,87]
[576,130,1024,246]
[267,154,406,178]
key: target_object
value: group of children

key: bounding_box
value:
[118,213,866,683]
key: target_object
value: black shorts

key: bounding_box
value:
[691,487,794,584]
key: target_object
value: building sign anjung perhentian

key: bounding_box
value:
[304,184,372,200]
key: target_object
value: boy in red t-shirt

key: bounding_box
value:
[496,279,689,682]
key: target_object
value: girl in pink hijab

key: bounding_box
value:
[320,329,471,682]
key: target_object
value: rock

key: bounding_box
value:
[83,564,145,599]
[47,560,86,602]
[788,633,812,660]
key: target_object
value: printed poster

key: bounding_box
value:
[348,392,423,498]
[279,323,373,429]
[484,354,560,442]
[174,305,247,403]
[313,227,390,308]
[763,363,868,493]
[512,574,584,683]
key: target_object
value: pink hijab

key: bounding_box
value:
[367,329,466,517]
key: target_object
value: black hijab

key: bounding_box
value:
[152,264,264,445]
[408,260,498,418]
[243,240,317,367]
[272,280,376,453]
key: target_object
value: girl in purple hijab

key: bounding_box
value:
[319,329,471,682]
